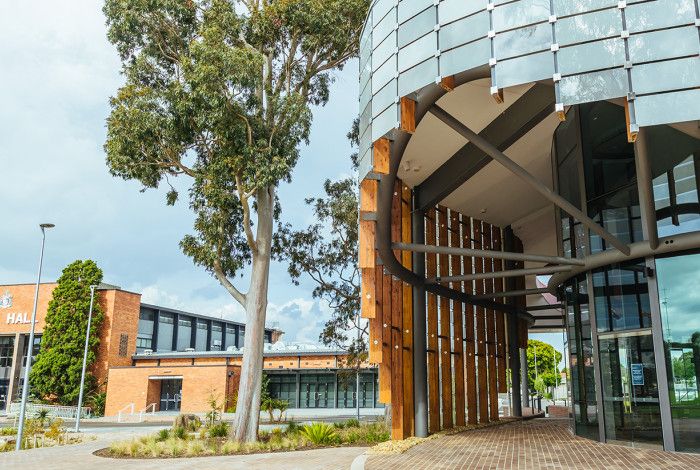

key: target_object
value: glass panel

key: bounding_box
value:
[599,333,663,448]
[439,11,488,51]
[195,319,208,351]
[628,26,699,64]
[593,261,651,332]
[439,0,484,25]
[556,9,620,46]
[440,38,490,77]
[647,124,700,237]
[553,0,617,17]
[398,7,434,48]
[156,312,174,352]
[268,374,298,407]
[211,322,223,351]
[176,317,192,351]
[493,0,550,32]
[496,51,553,89]
[398,0,432,24]
[0,336,15,369]
[397,58,437,97]
[635,88,700,128]
[372,4,395,48]
[225,325,236,350]
[372,33,396,72]
[632,56,700,96]
[372,55,396,94]
[371,103,398,141]
[626,0,696,33]
[656,253,700,452]
[238,326,246,348]
[560,68,627,105]
[137,308,155,351]
[494,23,551,60]
[398,32,436,72]
[558,38,625,76]
[299,374,336,408]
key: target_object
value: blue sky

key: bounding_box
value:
[0,1,565,362]
[0,1,357,343]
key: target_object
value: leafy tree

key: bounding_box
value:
[29,260,104,405]
[526,339,562,390]
[278,121,365,372]
[102,0,369,442]
[672,351,695,383]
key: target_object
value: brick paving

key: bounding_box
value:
[365,419,700,470]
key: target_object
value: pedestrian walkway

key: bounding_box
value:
[365,419,700,470]
[0,429,365,470]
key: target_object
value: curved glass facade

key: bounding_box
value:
[557,101,700,452]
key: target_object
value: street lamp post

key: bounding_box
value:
[15,223,54,451]
[74,285,97,433]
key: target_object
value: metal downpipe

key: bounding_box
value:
[412,209,428,438]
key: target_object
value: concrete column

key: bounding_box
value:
[520,348,529,412]
[412,209,429,438]
[7,333,25,408]
[504,227,522,417]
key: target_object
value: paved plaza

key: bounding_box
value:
[366,419,700,470]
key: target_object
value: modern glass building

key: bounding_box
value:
[357,0,700,450]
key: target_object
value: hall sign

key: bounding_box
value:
[5,312,33,324]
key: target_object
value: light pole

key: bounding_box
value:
[16,223,54,451]
[75,284,97,433]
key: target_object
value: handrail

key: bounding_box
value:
[117,403,135,423]
[139,403,157,422]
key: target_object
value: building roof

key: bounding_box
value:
[133,342,346,359]
[139,302,282,332]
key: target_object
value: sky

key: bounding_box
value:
[0,2,565,363]
[0,1,357,344]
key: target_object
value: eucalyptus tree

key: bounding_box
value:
[102,0,368,441]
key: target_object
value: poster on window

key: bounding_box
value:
[631,363,644,386]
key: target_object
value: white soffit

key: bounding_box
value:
[399,79,534,188]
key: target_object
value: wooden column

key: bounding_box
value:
[379,265,392,404]
[473,220,489,423]
[437,207,453,429]
[369,264,383,364]
[462,217,478,425]
[426,209,440,433]
[401,183,414,437]
[493,228,508,393]
[483,223,499,421]
[450,211,466,426]
[390,182,404,440]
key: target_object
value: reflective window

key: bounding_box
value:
[176,316,192,351]
[225,325,236,350]
[593,261,651,332]
[21,335,41,367]
[211,322,223,351]
[268,374,297,407]
[137,308,155,351]
[656,253,700,452]
[195,319,208,351]
[156,312,174,352]
[647,125,700,237]
[299,373,336,408]
[599,333,663,448]
[238,326,246,348]
[0,336,14,368]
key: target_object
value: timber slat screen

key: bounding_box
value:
[359,181,528,439]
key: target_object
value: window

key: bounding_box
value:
[0,336,14,368]
[21,335,41,367]
[177,317,192,351]
[225,325,236,350]
[211,322,223,351]
[195,319,208,351]
[137,308,155,351]
[593,260,651,333]
[264,331,272,344]
[268,374,297,407]
[156,312,174,352]
[238,326,245,348]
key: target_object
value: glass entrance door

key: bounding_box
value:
[159,379,182,412]
[599,332,663,448]
[300,374,335,408]
[0,379,8,411]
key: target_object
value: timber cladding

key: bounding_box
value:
[360,180,529,439]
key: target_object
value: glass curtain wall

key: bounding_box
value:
[656,253,700,452]
[177,317,192,351]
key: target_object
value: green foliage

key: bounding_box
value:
[285,421,301,434]
[173,426,188,440]
[88,391,107,417]
[29,260,104,405]
[278,120,366,369]
[204,390,223,426]
[344,418,360,428]
[208,422,230,438]
[157,429,171,442]
[35,409,50,427]
[299,422,338,445]
[45,419,65,441]
[527,339,563,390]
[672,351,696,382]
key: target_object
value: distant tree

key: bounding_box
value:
[30,260,104,405]
[278,121,366,370]
[102,0,369,442]
[672,351,695,383]
[526,339,562,390]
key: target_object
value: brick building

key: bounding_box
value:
[0,283,378,416]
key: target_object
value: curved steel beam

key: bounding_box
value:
[375,66,533,325]
[548,231,700,289]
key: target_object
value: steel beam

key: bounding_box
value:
[429,105,631,256]
[504,227,522,417]
[527,304,564,311]
[411,209,429,438]
[392,242,585,266]
[430,265,571,283]
[634,128,659,250]
[470,288,555,300]
[415,84,555,212]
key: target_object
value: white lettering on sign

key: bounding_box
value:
[5,312,32,324]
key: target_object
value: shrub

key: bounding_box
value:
[45,418,65,441]
[156,429,170,442]
[88,391,107,417]
[208,422,229,438]
[173,426,188,440]
[174,414,202,432]
[204,391,223,426]
[35,409,50,427]
[300,422,338,445]
[285,421,301,434]
[345,418,360,428]
[333,422,345,429]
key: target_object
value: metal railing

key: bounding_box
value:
[139,403,157,422]
[7,402,91,420]
[116,403,135,423]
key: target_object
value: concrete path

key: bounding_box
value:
[0,429,366,470]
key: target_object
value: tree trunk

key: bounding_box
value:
[232,185,275,442]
